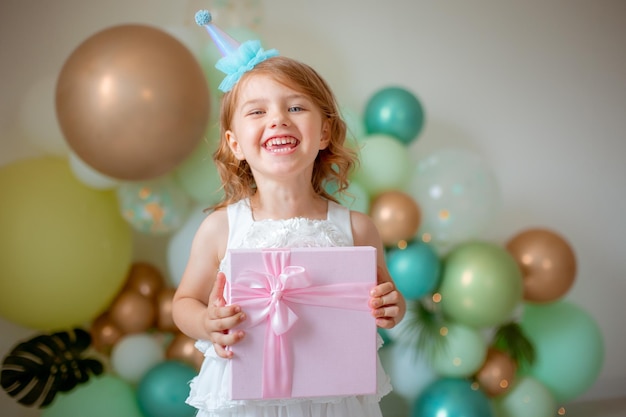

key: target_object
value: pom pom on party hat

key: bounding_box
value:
[195,9,279,92]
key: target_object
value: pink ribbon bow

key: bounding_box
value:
[230,249,372,399]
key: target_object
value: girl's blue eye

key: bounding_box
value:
[289,106,303,112]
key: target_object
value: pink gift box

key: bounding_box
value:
[226,246,378,400]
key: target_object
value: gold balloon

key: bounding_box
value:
[166,332,204,371]
[474,348,517,397]
[56,24,210,180]
[108,289,156,334]
[369,190,421,246]
[90,312,123,354]
[505,228,576,303]
[124,262,165,300]
[156,287,178,333]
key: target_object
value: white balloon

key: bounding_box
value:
[110,333,165,384]
[18,74,69,156]
[69,151,119,190]
[166,204,209,286]
[408,147,501,252]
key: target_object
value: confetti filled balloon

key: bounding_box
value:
[408,148,500,252]
[117,176,190,235]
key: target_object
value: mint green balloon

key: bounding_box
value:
[351,134,411,196]
[336,180,370,213]
[520,301,604,403]
[174,123,223,204]
[493,376,556,417]
[439,241,523,328]
[432,322,487,377]
[41,375,143,417]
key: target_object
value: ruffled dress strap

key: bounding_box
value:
[326,200,353,245]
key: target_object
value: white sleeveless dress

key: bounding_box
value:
[186,198,392,417]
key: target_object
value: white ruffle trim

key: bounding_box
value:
[241,218,351,248]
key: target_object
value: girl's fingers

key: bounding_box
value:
[209,271,227,307]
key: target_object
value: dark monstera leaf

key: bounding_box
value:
[1,328,104,407]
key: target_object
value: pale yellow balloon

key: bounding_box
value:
[0,157,133,330]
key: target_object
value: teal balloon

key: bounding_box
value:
[351,134,411,196]
[41,375,143,417]
[412,377,494,417]
[137,360,197,417]
[520,300,604,403]
[493,376,556,417]
[364,86,424,145]
[439,241,523,328]
[387,240,440,300]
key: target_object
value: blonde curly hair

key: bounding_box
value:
[211,56,358,211]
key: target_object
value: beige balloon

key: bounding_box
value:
[505,228,576,303]
[56,24,210,180]
[369,190,421,246]
[155,287,178,333]
[474,347,517,397]
[124,262,165,301]
[108,289,156,334]
[166,332,204,371]
[90,312,123,354]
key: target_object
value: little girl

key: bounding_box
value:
[172,11,406,417]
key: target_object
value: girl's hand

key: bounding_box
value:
[204,272,246,358]
[369,281,403,329]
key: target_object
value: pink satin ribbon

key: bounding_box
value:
[230,249,373,399]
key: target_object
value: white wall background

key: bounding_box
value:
[1,1,625,416]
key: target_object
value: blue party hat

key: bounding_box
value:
[195,10,279,92]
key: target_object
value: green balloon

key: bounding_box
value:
[439,241,523,328]
[174,124,223,205]
[432,322,487,377]
[42,375,143,417]
[0,157,132,330]
[351,134,411,196]
[520,301,604,403]
[364,86,425,145]
[493,376,556,417]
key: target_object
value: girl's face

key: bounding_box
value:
[225,73,329,182]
